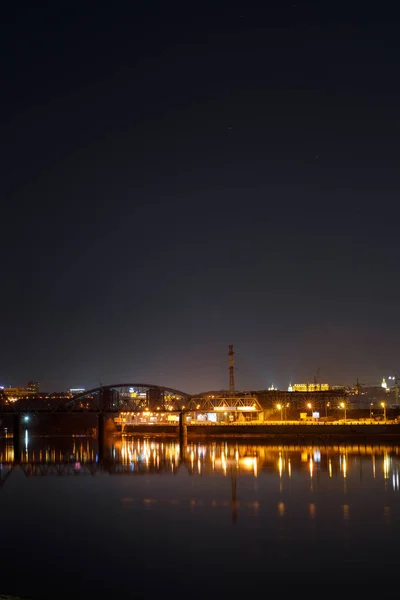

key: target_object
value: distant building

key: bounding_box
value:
[352,385,388,402]
[147,387,165,409]
[27,381,40,394]
[69,388,85,396]
[3,386,36,401]
[292,383,330,392]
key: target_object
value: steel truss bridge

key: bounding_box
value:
[0,384,260,465]
[186,395,261,413]
[0,384,262,415]
[0,384,191,415]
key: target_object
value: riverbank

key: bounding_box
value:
[120,422,400,443]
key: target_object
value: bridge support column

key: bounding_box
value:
[179,411,187,440]
[97,413,106,462]
[13,414,21,463]
[179,412,187,462]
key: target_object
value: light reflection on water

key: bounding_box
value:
[1,435,400,598]
[1,433,400,490]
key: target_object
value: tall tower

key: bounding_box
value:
[26,381,40,394]
[228,344,235,396]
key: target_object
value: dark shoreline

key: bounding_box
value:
[118,423,400,444]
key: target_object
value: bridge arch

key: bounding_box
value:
[70,383,191,412]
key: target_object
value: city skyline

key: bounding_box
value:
[0,368,398,395]
[2,5,400,394]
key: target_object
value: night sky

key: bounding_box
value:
[2,4,400,394]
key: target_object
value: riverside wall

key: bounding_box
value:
[122,423,400,442]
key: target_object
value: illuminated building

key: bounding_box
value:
[69,388,85,396]
[3,386,37,400]
[27,381,40,394]
[291,383,330,392]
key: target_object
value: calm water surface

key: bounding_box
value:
[0,434,399,599]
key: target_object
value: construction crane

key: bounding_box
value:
[228,345,235,396]
[354,378,365,395]
[314,368,320,390]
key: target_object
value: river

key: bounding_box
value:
[0,433,399,598]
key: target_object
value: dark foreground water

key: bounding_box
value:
[0,434,400,599]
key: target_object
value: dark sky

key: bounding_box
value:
[2,4,400,393]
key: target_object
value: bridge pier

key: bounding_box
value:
[97,413,106,462]
[179,411,187,441]
[178,412,187,463]
[13,414,21,463]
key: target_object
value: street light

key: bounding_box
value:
[370,402,373,419]
[340,402,347,421]
[307,403,312,418]
[381,401,387,422]
[276,403,283,422]
[325,401,330,418]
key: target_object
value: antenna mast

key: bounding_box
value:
[228,344,235,395]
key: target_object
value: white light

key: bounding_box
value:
[24,416,30,422]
